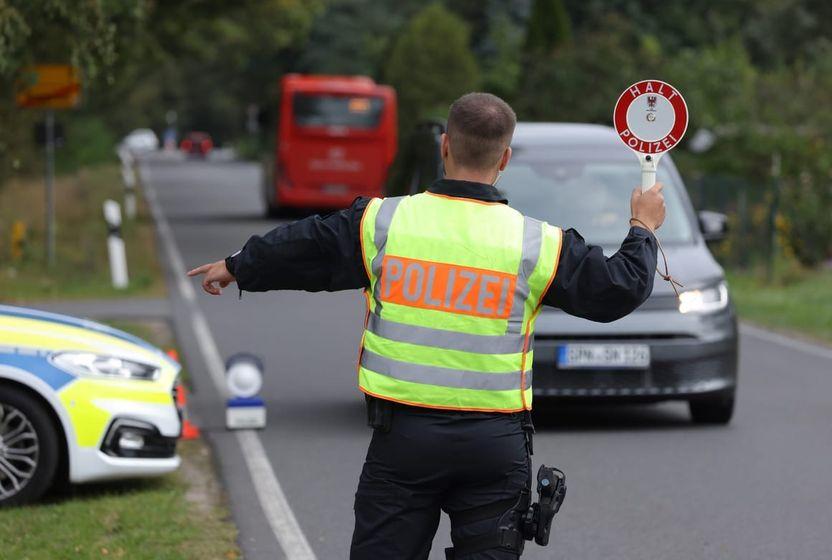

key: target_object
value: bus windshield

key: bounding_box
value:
[292,94,384,129]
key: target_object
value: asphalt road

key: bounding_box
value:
[144,155,832,560]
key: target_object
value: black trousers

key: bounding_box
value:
[350,403,530,559]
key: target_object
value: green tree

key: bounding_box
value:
[514,14,647,123]
[524,0,571,54]
[662,39,763,180]
[0,0,322,180]
[384,2,480,132]
[480,12,525,99]
[298,0,423,77]
[0,0,146,179]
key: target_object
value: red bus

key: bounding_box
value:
[263,74,397,216]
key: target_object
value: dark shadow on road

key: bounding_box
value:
[532,402,699,432]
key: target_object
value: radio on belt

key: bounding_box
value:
[225,353,266,429]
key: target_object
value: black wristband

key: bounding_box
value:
[224,254,238,277]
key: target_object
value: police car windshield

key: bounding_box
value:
[498,151,694,245]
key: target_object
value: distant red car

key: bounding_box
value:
[180,132,213,157]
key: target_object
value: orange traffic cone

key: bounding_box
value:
[175,382,201,440]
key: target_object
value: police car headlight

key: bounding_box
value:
[678,281,729,314]
[51,352,160,381]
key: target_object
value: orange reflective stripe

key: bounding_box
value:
[358,199,374,283]
[380,255,516,319]
[424,191,505,206]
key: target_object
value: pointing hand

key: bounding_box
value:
[187,260,236,296]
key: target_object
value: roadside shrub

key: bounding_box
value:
[55,115,118,173]
[780,170,832,267]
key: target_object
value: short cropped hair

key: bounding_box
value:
[446,92,517,170]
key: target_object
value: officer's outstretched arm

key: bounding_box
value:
[542,184,665,323]
[187,197,371,296]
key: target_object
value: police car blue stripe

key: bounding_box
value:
[0,351,75,391]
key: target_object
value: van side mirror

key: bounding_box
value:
[698,210,728,242]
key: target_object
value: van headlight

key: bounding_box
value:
[678,281,729,314]
[51,352,160,381]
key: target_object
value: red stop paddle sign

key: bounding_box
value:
[613,79,688,191]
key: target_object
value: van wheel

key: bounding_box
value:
[689,390,735,425]
[0,388,59,506]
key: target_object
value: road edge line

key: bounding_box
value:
[140,161,318,560]
[740,322,832,361]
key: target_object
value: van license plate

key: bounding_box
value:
[557,344,650,369]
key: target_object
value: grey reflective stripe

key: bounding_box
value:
[507,216,543,334]
[367,313,526,354]
[370,197,405,312]
[361,348,529,391]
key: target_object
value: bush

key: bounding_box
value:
[55,115,118,173]
[384,3,480,130]
[513,15,655,124]
[781,168,832,267]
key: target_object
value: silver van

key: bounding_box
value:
[403,122,738,424]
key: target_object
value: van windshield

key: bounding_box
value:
[498,150,694,245]
[293,94,384,129]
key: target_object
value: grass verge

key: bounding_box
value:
[0,440,239,560]
[727,266,832,345]
[0,165,164,302]
[0,320,239,559]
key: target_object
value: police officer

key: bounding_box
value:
[188,92,665,559]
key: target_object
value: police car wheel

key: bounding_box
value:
[0,388,59,507]
[688,390,735,425]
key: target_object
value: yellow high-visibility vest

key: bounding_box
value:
[358,192,562,412]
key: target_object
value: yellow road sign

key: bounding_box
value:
[16,65,81,109]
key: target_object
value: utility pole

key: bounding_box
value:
[15,65,81,267]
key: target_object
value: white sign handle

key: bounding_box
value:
[639,153,662,193]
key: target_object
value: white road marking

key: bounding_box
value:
[140,162,317,560]
[141,168,196,303]
[740,322,832,362]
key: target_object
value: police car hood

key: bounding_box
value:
[0,305,178,370]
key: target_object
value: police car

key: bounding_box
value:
[0,305,181,506]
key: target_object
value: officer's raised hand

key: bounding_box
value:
[187,260,235,295]
[630,182,666,231]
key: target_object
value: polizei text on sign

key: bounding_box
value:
[613,79,688,155]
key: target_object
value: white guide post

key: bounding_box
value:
[103,199,129,289]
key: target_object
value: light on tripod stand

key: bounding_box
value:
[225,353,266,429]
